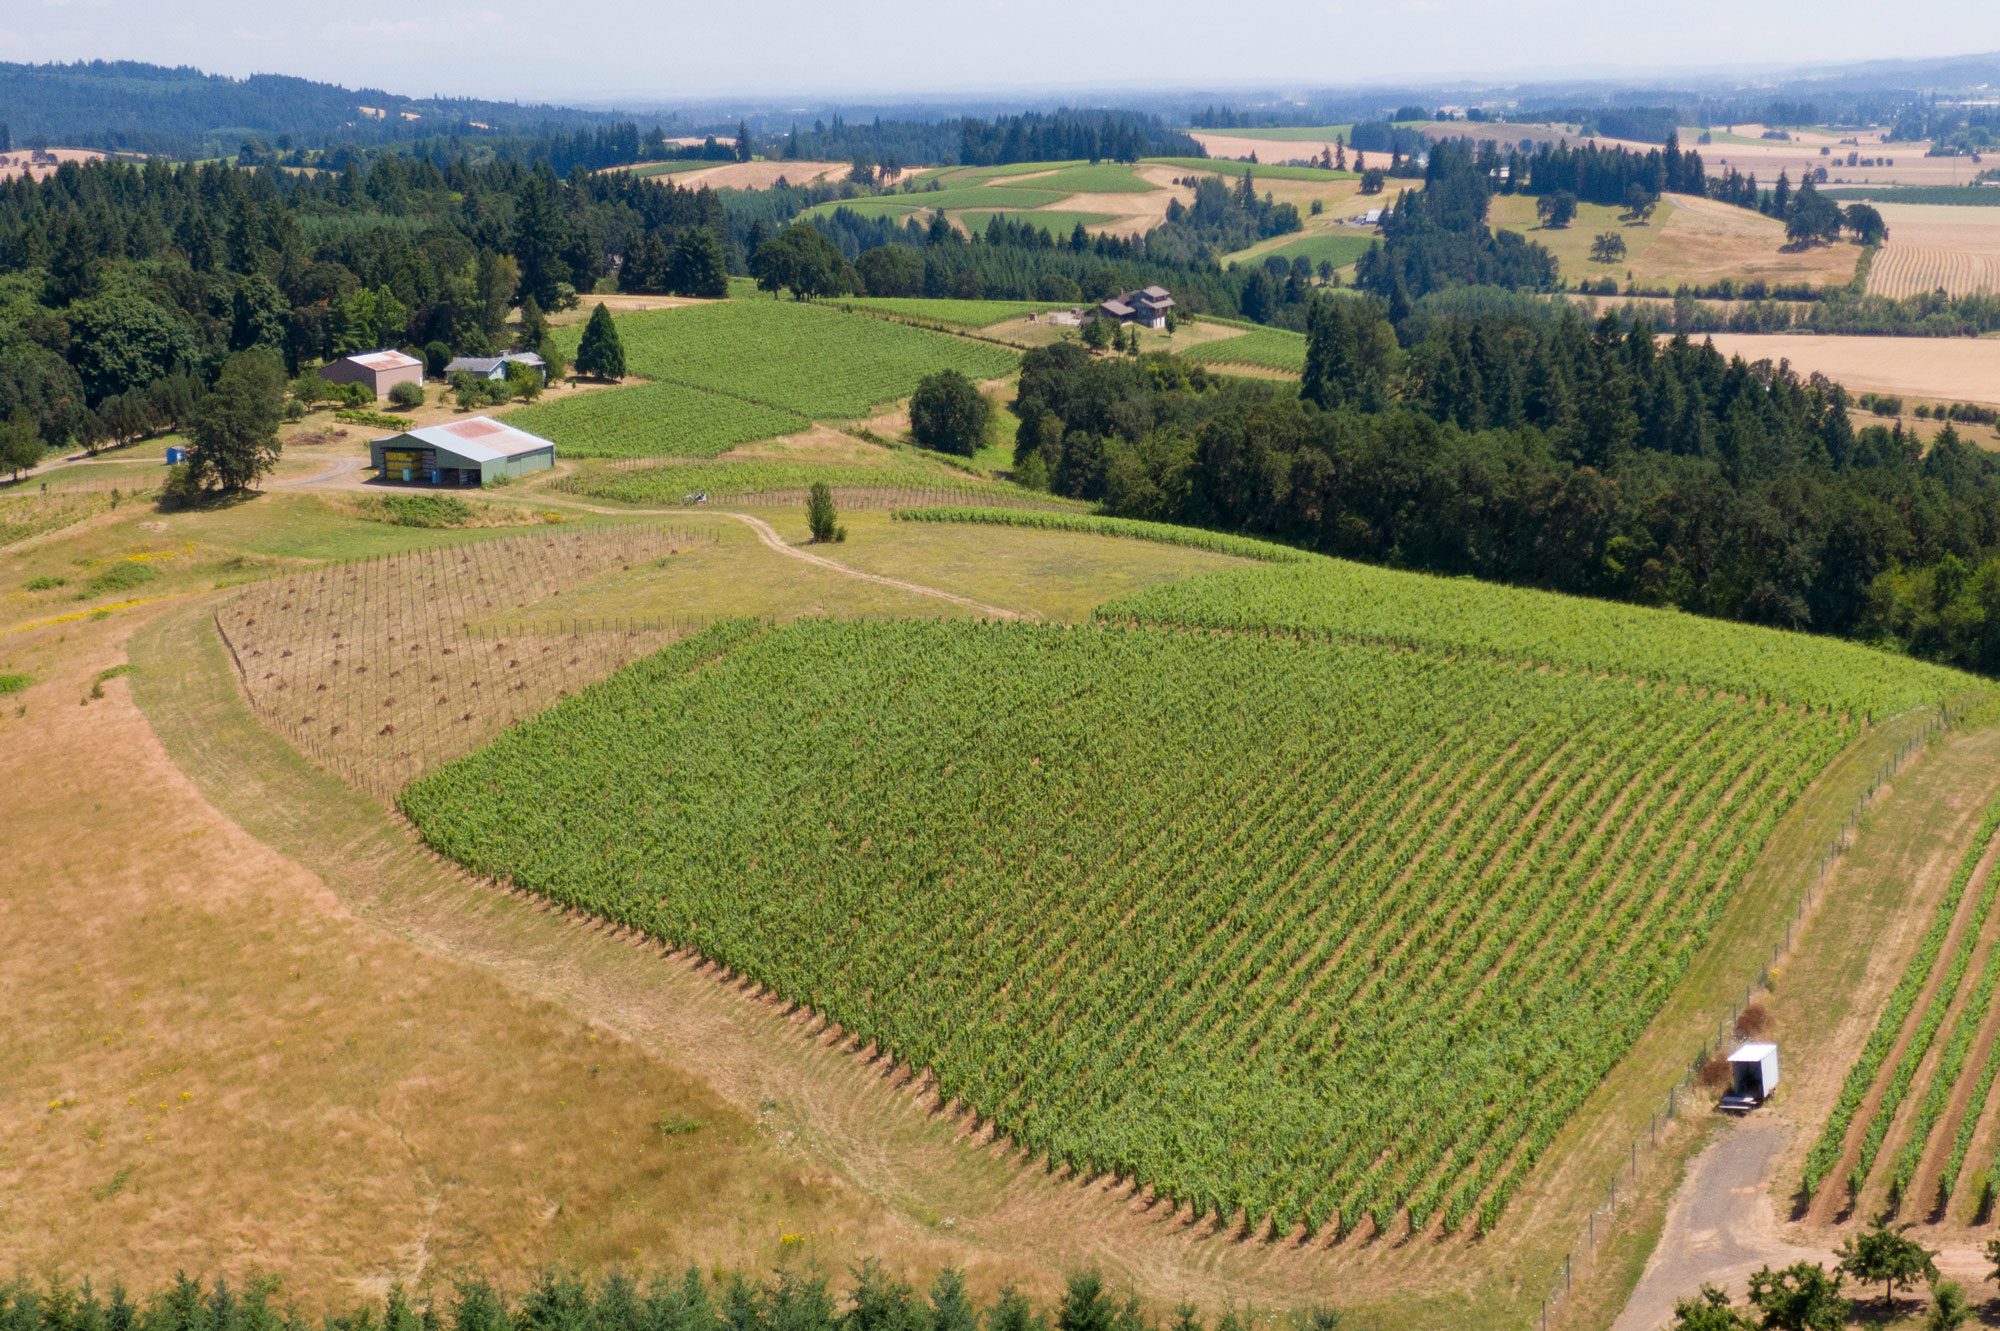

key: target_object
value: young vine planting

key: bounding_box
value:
[1800,796,2000,1210]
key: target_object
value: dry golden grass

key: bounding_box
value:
[0,610,951,1309]
[1695,333,2000,409]
[1643,193,1861,287]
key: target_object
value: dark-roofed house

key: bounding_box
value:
[369,416,556,487]
[1096,285,1174,330]
[443,350,548,383]
[320,349,425,400]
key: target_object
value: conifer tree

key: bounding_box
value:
[573,303,626,380]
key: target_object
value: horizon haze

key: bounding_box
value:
[7,0,2000,107]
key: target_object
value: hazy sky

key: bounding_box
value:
[8,0,2000,105]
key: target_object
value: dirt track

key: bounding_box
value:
[1612,1123,1834,1331]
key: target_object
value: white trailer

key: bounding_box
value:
[1721,1042,1780,1112]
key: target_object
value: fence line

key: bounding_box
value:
[1534,701,1962,1330]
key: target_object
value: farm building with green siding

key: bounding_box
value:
[369,417,555,486]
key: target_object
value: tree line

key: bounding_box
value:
[1011,293,2000,674]
[0,1267,1344,1331]
[0,59,631,158]
[0,153,732,455]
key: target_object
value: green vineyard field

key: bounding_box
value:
[552,459,1067,508]
[505,381,807,459]
[836,297,1067,328]
[1181,324,1311,373]
[406,614,1860,1237]
[557,300,1019,419]
[1100,560,1982,720]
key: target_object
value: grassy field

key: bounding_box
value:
[994,163,1158,193]
[1234,232,1377,269]
[403,610,1855,1241]
[1486,194,1670,283]
[622,160,722,177]
[1146,156,1357,183]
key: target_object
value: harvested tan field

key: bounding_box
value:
[670,160,848,190]
[1422,120,1592,149]
[1868,246,2000,298]
[1698,133,1960,189]
[1641,193,1861,287]
[1190,130,1348,162]
[0,147,110,180]
[1866,204,2000,297]
[1695,333,2000,407]
[1066,174,1193,236]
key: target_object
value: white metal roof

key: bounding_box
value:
[399,416,554,462]
[1729,1042,1778,1062]
[343,349,422,371]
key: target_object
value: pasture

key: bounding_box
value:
[1485,194,1673,282]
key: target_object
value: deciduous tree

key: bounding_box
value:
[1537,190,1579,229]
[1838,1222,1937,1312]
[909,369,991,457]
[185,349,286,493]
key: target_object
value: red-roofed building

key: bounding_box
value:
[320,349,425,400]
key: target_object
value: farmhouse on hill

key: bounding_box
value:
[320,349,424,400]
[370,416,555,487]
[1098,286,1174,329]
[444,350,548,383]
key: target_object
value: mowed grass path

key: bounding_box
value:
[406,614,1858,1238]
